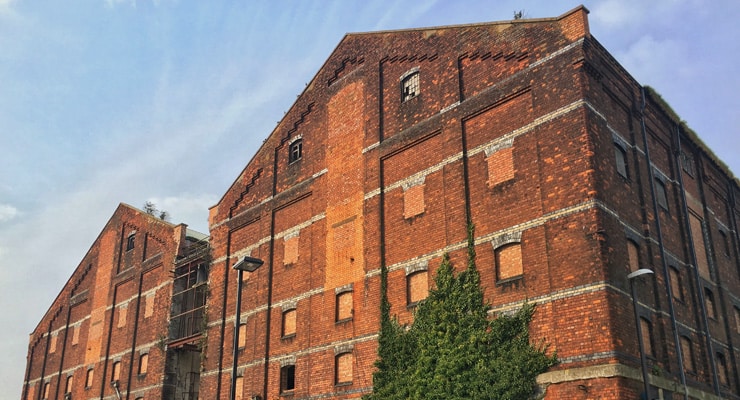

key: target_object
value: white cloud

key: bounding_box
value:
[0,204,18,222]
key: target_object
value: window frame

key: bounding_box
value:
[406,269,428,307]
[669,266,684,302]
[654,177,669,211]
[280,364,296,394]
[281,308,297,338]
[335,289,353,323]
[680,335,695,372]
[400,68,420,102]
[614,142,629,179]
[126,233,135,251]
[138,352,149,375]
[288,138,303,164]
[85,368,94,388]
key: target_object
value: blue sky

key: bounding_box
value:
[1,0,738,397]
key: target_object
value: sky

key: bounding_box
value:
[1,0,738,397]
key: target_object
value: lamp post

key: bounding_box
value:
[628,268,654,400]
[230,256,264,400]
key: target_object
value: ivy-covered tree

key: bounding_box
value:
[366,226,556,400]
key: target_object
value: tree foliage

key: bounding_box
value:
[366,225,556,400]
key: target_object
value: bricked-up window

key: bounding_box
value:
[485,139,515,187]
[403,183,425,219]
[72,323,80,345]
[112,361,121,381]
[280,365,296,393]
[681,336,695,372]
[42,382,49,399]
[717,352,729,386]
[117,304,128,328]
[65,375,74,393]
[640,317,653,356]
[401,68,420,102]
[138,353,148,375]
[336,290,353,322]
[126,233,135,251]
[705,288,717,320]
[144,293,155,318]
[627,240,640,272]
[85,368,94,388]
[495,243,523,281]
[655,178,669,211]
[27,383,35,400]
[335,352,353,385]
[669,267,684,302]
[235,376,244,400]
[289,138,303,163]
[284,233,299,266]
[282,308,297,337]
[49,333,57,354]
[689,213,711,280]
[238,323,247,348]
[615,143,629,178]
[681,150,696,177]
[406,270,428,305]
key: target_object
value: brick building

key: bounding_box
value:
[22,204,209,400]
[24,6,740,400]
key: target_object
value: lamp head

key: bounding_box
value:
[627,268,654,280]
[233,256,264,272]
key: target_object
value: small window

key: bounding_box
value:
[280,365,296,393]
[86,368,94,388]
[42,382,50,399]
[126,234,135,251]
[719,230,731,257]
[669,267,684,302]
[495,243,523,281]
[640,317,653,356]
[681,336,695,372]
[717,352,729,386]
[615,144,628,178]
[111,361,121,382]
[401,70,420,102]
[680,150,696,177]
[336,290,353,322]
[406,270,428,306]
[138,353,148,375]
[289,139,303,163]
[65,375,74,394]
[282,309,296,338]
[335,352,353,385]
[655,178,668,211]
[627,240,640,272]
[705,288,717,320]
[238,323,247,349]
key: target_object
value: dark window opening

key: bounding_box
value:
[126,234,135,251]
[615,144,628,178]
[680,150,696,177]
[655,178,669,211]
[289,139,303,163]
[280,365,296,393]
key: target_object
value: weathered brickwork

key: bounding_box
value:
[25,5,740,400]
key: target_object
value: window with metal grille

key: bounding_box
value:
[401,70,420,101]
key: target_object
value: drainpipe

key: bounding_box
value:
[54,306,72,400]
[638,86,685,399]
[726,181,740,390]
[674,120,721,395]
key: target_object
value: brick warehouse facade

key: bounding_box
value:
[24,6,740,400]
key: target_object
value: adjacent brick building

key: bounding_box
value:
[24,6,740,400]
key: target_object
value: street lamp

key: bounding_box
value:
[230,256,264,400]
[628,268,654,400]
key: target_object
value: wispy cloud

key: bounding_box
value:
[0,204,18,222]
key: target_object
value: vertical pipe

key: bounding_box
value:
[215,232,233,399]
[638,87,687,399]
[674,123,721,395]
[631,278,652,399]
[230,269,243,400]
